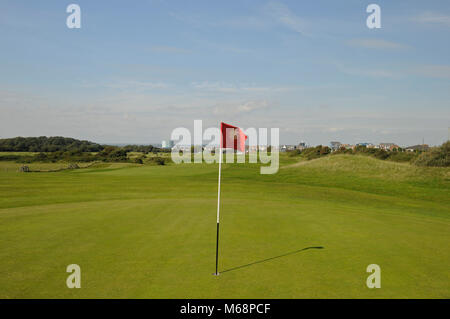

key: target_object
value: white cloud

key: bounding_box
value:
[221,15,268,29]
[412,65,450,79]
[413,12,450,27]
[236,100,269,113]
[1,87,448,146]
[326,127,344,133]
[213,100,270,115]
[190,81,299,93]
[335,62,450,80]
[148,46,191,54]
[191,81,237,92]
[265,2,309,36]
[83,80,170,90]
[334,63,397,78]
[348,38,409,50]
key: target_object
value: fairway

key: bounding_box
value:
[0,155,449,298]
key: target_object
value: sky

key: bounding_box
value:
[0,0,449,146]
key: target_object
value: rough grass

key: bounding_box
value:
[0,155,449,298]
[0,152,39,156]
[0,161,104,172]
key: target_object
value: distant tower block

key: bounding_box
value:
[161,140,174,149]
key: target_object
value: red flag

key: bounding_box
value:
[220,122,247,152]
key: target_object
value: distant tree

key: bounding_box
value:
[0,136,104,152]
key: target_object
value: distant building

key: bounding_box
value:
[405,144,429,152]
[161,140,174,149]
[280,145,296,152]
[297,142,307,150]
[330,141,341,151]
[356,142,373,147]
[379,143,399,151]
[340,144,355,150]
[171,144,191,151]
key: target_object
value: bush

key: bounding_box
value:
[373,149,390,160]
[413,141,450,167]
[301,146,330,160]
[0,154,22,161]
[387,151,417,163]
[0,136,104,152]
[98,147,128,162]
[148,157,166,165]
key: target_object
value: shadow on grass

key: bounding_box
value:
[220,246,324,274]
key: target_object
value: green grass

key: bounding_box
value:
[0,161,102,173]
[0,152,39,156]
[0,154,449,298]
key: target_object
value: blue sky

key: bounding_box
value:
[0,0,449,146]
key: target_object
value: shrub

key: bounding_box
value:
[413,141,450,167]
[0,154,22,161]
[0,136,104,152]
[148,157,166,165]
[387,151,417,163]
[301,146,331,160]
[373,149,390,160]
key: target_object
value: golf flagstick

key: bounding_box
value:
[214,145,222,276]
[214,123,246,276]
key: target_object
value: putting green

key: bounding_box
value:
[0,155,449,298]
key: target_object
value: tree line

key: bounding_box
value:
[0,136,104,152]
[0,137,170,165]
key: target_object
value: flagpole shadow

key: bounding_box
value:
[220,246,324,274]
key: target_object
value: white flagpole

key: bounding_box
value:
[214,145,223,276]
